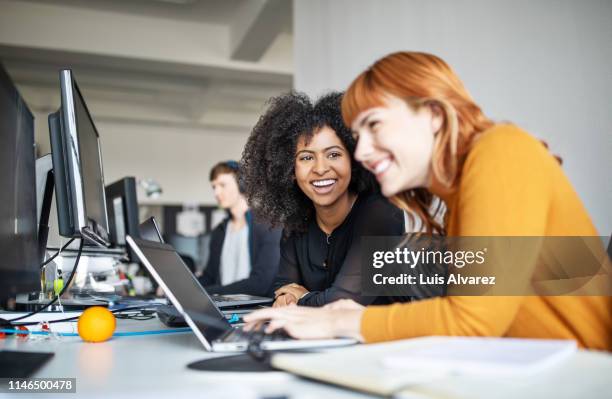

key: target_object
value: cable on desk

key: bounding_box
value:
[114,311,156,321]
[7,239,84,324]
[0,327,191,338]
[113,329,190,337]
[41,237,76,268]
[9,305,164,326]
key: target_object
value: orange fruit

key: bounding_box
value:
[77,306,116,343]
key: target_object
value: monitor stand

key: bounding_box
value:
[81,226,111,249]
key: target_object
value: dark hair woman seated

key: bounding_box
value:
[241,92,405,307]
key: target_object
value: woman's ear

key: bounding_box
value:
[429,102,444,135]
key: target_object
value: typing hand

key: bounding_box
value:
[243,305,365,342]
[323,299,365,311]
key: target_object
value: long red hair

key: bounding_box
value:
[342,52,494,234]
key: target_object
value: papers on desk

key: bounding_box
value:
[271,337,577,396]
[382,337,577,376]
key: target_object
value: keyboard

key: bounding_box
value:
[212,296,236,303]
[219,326,292,343]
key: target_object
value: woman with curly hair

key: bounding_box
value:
[241,91,405,307]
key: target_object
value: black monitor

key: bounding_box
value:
[105,177,140,256]
[48,70,110,247]
[0,64,39,303]
[35,153,54,262]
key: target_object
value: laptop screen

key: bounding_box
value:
[127,237,231,345]
[138,217,164,243]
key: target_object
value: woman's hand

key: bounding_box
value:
[273,283,309,307]
[273,293,298,307]
[323,299,365,311]
[274,283,309,301]
[243,305,365,342]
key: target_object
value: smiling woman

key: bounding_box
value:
[241,92,405,307]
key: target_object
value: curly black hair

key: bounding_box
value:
[241,91,376,234]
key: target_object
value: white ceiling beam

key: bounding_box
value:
[230,0,290,62]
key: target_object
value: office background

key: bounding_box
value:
[1,0,610,243]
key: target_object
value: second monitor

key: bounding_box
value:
[105,177,140,247]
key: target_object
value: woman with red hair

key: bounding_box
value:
[245,52,611,350]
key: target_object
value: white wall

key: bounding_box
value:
[34,110,249,205]
[294,0,612,235]
[98,122,249,205]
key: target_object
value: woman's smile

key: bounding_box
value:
[310,178,338,194]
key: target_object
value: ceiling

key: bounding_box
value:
[23,0,292,30]
[0,0,294,132]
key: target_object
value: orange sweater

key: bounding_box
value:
[361,124,611,350]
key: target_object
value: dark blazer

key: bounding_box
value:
[199,211,281,297]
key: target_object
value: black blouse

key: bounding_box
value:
[274,192,405,306]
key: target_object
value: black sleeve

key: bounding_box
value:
[298,196,405,306]
[272,232,303,291]
[205,223,282,297]
[198,224,224,287]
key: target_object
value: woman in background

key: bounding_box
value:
[244,52,611,350]
[241,92,404,307]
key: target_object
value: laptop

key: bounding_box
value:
[138,217,165,243]
[137,217,273,309]
[126,236,356,352]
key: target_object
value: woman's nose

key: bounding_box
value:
[354,132,373,163]
[313,156,329,175]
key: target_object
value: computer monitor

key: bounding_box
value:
[0,64,39,303]
[48,70,110,247]
[105,177,140,257]
[35,153,54,262]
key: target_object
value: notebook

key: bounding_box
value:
[271,337,577,396]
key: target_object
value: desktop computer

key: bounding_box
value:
[0,64,39,305]
[48,69,111,248]
[5,70,115,311]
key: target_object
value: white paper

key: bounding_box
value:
[382,337,577,376]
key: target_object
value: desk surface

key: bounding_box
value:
[1,317,373,399]
[1,317,611,399]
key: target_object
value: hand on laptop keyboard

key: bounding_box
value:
[223,323,292,343]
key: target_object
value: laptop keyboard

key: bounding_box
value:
[212,296,234,303]
[220,326,292,343]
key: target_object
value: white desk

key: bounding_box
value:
[0,317,373,399]
[1,317,611,398]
